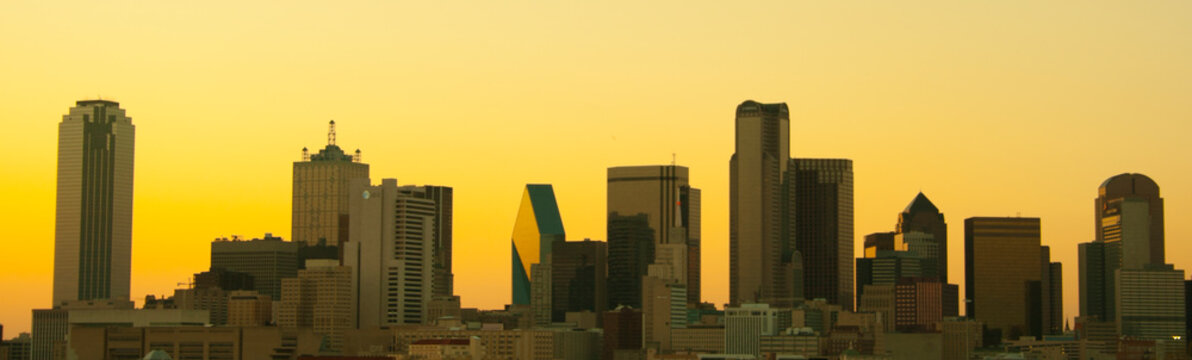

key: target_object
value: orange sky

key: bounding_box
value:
[2,1,1191,335]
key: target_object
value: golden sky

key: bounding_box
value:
[2,1,1190,335]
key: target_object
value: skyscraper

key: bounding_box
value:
[897,193,948,284]
[730,100,790,306]
[607,213,653,309]
[511,185,566,306]
[53,100,135,305]
[398,185,455,298]
[608,165,701,307]
[1080,173,1166,322]
[292,121,369,246]
[550,238,607,322]
[210,234,299,301]
[965,217,1061,340]
[789,158,854,310]
[346,178,436,326]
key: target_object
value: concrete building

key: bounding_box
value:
[4,333,32,360]
[550,239,607,323]
[173,287,228,326]
[292,120,370,246]
[530,260,552,328]
[608,213,654,309]
[210,234,299,300]
[32,299,134,360]
[551,329,601,360]
[279,259,354,352]
[894,279,942,333]
[759,328,819,358]
[1080,173,1166,323]
[1116,264,1186,341]
[53,100,135,306]
[730,100,790,307]
[357,327,555,360]
[398,185,455,298]
[642,275,687,351]
[725,304,789,358]
[789,158,854,310]
[966,217,1059,341]
[346,178,437,326]
[885,332,942,360]
[671,326,725,354]
[603,307,643,360]
[408,338,482,360]
[67,326,319,360]
[608,165,701,307]
[940,317,983,360]
[510,185,566,306]
[859,284,896,333]
[225,290,271,327]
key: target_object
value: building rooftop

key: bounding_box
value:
[902,192,939,215]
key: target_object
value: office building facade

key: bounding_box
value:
[965,217,1061,340]
[292,120,370,246]
[210,234,299,301]
[789,158,854,310]
[607,213,653,309]
[550,239,607,322]
[730,100,790,306]
[399,185,455,298]
[1080,173,1166,322]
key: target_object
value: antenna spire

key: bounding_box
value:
[328,120,337,145]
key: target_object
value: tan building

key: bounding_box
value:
[378,327,554,360]
[759,328,819,358]
[940,317,982,360]
[174,287,228,325]
[67,326,319,360]
[225,291,271,327]
[293,120,370,246]
[279,259,354,351]
[670,326,724,354]
[729,101,790,307]
[964,217,1044,340]
[858,284,895,333]
[408,338,482,360]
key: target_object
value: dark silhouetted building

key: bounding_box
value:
[210,234,299,300]
[603,307,643,360]
[608,213,653,309]
[897,193,948,284]
[551,239,607,322]
[53,100,135,305]
[789,158,854,310]
[965,217,1061,341]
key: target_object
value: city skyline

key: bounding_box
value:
[3,1,1192,338]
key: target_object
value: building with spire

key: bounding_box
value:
[511,185,566,306]
[53,100,135,305]
[292,121,369,247]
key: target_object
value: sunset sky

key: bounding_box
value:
[2,1,1190,334]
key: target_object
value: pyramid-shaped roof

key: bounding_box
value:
[903,192,939,215]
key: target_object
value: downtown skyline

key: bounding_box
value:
[3,1,1192,338]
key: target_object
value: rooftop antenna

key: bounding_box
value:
[302,147,310,161]
[328,120,337,146]
[672,153,676,166]
[354,149,362,162]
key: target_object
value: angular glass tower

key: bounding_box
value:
[511,185,565,305]
[54,100,134,304]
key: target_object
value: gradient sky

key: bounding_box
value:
[2,1,1190,335]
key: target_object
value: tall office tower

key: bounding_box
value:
[897,193,948,284]
[279,259,354,352]
[1116,264,1186,341]
[1080,173,1165,322]
[346,178,436,326]
[789,158,854,310]
[53,100,135,305]
[210,234,299,300]
[292,121,370,246]
[550,239,607,322]
[642,274,687,351]
[966,217,1060,341]
[608,165,701,307]
[607,213,654,309]
[729,100,789,306]
[511,185,566,306]
[725,304,790,358]
[398,185,454,298]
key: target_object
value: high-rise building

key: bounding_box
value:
[729,100,789,306]
[1116,264,1186,341]
[398,185,454,298]
[897,193,948,284]
[292,120,370,246]
[549,239,607,322]
[346,178,436,326]
[789,158,854,310]
[279,259,354,352]
[1080,173,1166,323]
[53,100,135,305]
[725,303,790,358]
[641,275,687,351]
[607,213,653,309]
[210,234,299,301]
[965,217,1061,341]
[608,165,701,307]
[511,185,566,306]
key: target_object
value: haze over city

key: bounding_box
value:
[1,1,1191,358]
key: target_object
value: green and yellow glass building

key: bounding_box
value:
[511,184,566,305]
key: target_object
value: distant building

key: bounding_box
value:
[863,232,895,258]
[730,100,791,307]
[642,275,687,351]
[226,290,271,327]
[671,326,725,354]
[4,333,33,360]
[511,185,566,306]
[53,100,135,305]
[965,217,1061,341]
[550,239,607,322]
[1116,264,1186,341]
[608,165,701,307]
[608,213,653,309]
[894,278,942,333]
[896,193,948,284]
[788,158,854,310]
[408,338,482,360]
[398,185,455,298]
[759,328,819,358]
[603,307,643,360]
[32,299,134,360]
[68,326,319,360]
[725,304,789,358]
[279,259,354,351]
[530,260,553,328]
[210,234,299,300]
[346,178,436,326]
[856,250,923,306]
[940,317,983,360]
[292,120,370,246]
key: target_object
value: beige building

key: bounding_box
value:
[67,326,319,360]
[174,287,228,325]
[349,326,554,360]
[409,338,482,360]
[964,217,1043,340]
[54,100,135,306]
[279,259,354,351]
[759,328,819,358]
[225,291,271,327]
[858,284,895,333]
[292,120,370,246]
[729,101,790,307]
[671,326,724,354]
[940,317,982,360]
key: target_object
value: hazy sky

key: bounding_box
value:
[2,1,1190,334]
